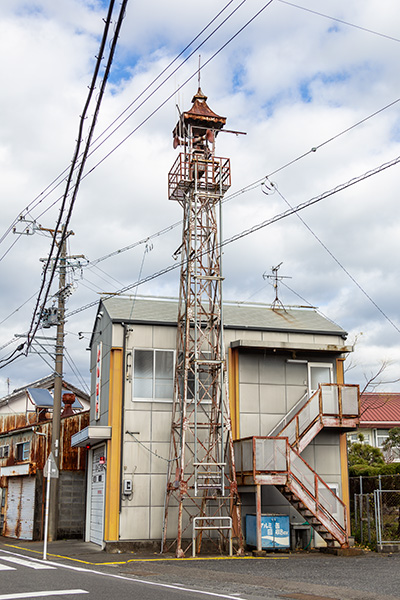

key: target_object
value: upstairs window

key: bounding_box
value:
[0,446,9,459]
[16,442,30,462]
[133,349,174,401]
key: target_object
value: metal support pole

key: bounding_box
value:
[43,474,51,560]
[359,476,363,544]
[366,493,371,544]
[256,484,262,552]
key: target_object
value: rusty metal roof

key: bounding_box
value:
[100,296,347,337]
[183,88,226,125]
[173,87,226,138]
[360,393,400,427]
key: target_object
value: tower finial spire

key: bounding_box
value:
[198,54,201,89]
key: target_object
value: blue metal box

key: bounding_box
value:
[246,514,290,549]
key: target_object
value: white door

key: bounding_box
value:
[308,363,333,394]
[89,445,106,546]
[4,477,35,540]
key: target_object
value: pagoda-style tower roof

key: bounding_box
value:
[173,87,226,139]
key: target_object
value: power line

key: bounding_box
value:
[70,1,276,182]
[225,96,400,201]
[79,94,400,271]
[0,291,39,326]
[86,263,125,288]
[2,2,398,271]
[278,0,400,44]
[0,2,274,270]
[65,151,400,322]
[0,0,244,250]
[272,182,400,335]
[26,0,127,352]
[64,348,90,395]
[2,1,273,258]
[2,148,400,370]
[88,221,181,266]
[3,89,400,351]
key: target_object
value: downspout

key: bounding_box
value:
[119,323,127,515]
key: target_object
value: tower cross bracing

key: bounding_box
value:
[162,88,243,557]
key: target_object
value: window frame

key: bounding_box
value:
[16,442,30,462]
[347,432,370,445]
[375,428,389,449]
[132,348,175,403]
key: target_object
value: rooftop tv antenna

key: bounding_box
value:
[263,263,291,310]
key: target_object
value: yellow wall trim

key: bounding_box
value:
[339,432,351,535]
[104,347,123,541]
[228,347,240,440]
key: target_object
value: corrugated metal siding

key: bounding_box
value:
[0,411,89,472]
[4,476,35,540]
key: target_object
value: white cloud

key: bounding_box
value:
[0,0,400,395]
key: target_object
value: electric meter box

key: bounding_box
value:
[246,514,290,549]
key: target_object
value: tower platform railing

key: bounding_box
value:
[168,153,231,201]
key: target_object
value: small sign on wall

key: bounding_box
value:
[95,342,102,420]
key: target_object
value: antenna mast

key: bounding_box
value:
[263,263,291,310]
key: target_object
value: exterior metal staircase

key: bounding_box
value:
[270,383,359,453]
[234,383,360,549]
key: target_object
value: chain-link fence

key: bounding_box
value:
[350,475,400,549]
[375,489,400,550]
[353,492,376,547]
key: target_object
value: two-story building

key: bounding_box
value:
[72,295,359,552]
[0,386,89,540]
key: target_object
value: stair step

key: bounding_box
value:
[319,533,334,541]
[314,525,329,533]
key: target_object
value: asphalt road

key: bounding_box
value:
[0,548,246,600]
[1,546,400,600]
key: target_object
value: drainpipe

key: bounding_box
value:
[119,323,127,514]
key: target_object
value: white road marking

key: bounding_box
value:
[0,591,88,599]
[0,556,56,570]
[0,549,246,600]
[0,564,16,571]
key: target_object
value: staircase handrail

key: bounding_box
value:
[277,387,321,445]
[233,435,349,546]
[268,391,308,438]
[287,444,348,539]
[277,383,359,447]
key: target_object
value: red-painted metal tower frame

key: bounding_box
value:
[162,88,243,557]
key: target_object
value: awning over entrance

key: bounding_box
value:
[71,425,111,448]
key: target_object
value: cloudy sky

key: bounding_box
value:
[1,0,400,397]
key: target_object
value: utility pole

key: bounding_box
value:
[13,221,84,541]
[48,229,66,541]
